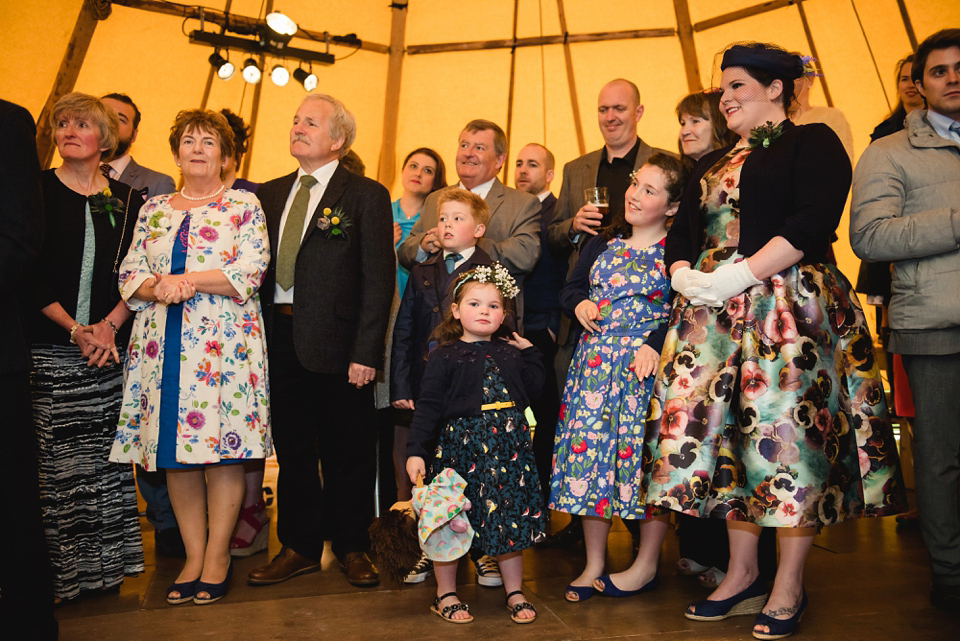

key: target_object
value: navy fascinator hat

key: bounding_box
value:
[720,43,804,80]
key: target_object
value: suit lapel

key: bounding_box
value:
[484,178,506,221]
[303,164,350,247]
[265,172,297,246]
[121,158,139,184]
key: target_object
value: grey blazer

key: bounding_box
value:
[397,177,541,279]
[118,157,176,201]
[546,139,667,258]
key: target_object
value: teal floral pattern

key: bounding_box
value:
[110,189,272,469]
[641,148,906,527]
[550,237,670,519]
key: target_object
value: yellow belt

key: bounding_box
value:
[480,400,516,411]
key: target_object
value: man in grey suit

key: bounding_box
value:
[547,79,670,258]
[397,119,540,300]
[101,93,180,557]
[101,93,176,200]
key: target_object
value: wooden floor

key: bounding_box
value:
[53,456,954,641]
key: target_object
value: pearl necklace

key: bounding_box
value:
[180,184,225,201]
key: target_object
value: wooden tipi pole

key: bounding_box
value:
[376,1,409,187]
[502,0,520,184]
[556,0,585,156]
[36,0,112,168]
[674,0,703,93]
[240,0,272,179]
[896,0,919,51]
[796,1,834,108]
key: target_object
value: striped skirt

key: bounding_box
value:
[30,345,144,601]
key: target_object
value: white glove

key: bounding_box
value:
[671,266,711,297]
[691,260,761,307]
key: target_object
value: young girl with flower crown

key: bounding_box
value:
[549,153,687,603]
[406,263,545,624]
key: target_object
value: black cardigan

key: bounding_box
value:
[27,171,142,346]
[665,121,851,269]
[559,232,671,353]
[407,340,545,459]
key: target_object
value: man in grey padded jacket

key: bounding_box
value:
[850,28,960,614]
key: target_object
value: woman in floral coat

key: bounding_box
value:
[111,109,270,606]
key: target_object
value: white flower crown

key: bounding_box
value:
[452,263,520,300]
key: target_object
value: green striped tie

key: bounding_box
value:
[276,174,318,290]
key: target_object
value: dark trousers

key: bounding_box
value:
[270,315,377,561]
[903,352,960,587]
[0,370,58,640]
[135,467,178,531]
[676,515,778,579]
[527,327,562,502]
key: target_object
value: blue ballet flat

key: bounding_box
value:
[752,590,807,640]
[193,562,233,605]
[685,575,768,621]
[593,573,659,597]
[166,578,199,605]
[564,583,595,602]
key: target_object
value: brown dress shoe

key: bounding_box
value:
[247,547,322,586]
[340,551,380,587]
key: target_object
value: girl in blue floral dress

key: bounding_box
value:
[550,154,686,602]
[407,264,545,624]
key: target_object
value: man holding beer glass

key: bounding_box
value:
[547,79,670,251]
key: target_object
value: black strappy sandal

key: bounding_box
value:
[506,589,537,624]
[431,591,474,624]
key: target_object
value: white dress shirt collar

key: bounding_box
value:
[105,153,133,179]
[458,177,496,200]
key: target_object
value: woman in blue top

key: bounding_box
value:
[393,148,446,296]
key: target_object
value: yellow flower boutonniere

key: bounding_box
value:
[89,187,125,228]
[316,206,352,238]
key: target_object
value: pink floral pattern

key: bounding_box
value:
[110,189,272,469]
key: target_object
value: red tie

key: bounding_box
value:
[100,164,112,179]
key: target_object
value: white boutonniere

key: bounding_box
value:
[147,211,172,240]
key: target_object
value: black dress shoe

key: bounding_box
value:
[536,519,584,548]
[155,527,186,558]
[931,583,960,613]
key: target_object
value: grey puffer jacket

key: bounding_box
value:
[851,109,960,333]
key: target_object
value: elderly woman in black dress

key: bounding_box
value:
[26,92,144,602]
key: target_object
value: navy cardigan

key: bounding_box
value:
[407,340,545,459]
[665,121,851,269]
[559,233,671,353]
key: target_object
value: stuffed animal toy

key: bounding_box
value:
[411,468,474,561]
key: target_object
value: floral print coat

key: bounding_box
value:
[110,189,272,469]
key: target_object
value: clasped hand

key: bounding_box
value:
[151,274,196,305]
[74,321,121,368]
[671,262,760,307]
